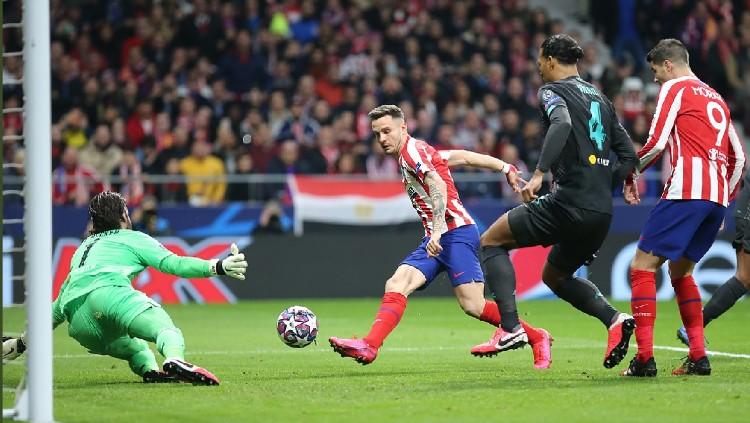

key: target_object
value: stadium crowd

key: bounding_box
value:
[3,0,750,206]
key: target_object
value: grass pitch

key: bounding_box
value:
[3,298,750,422]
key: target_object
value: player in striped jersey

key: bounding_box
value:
[622,39,745,377]
[329,105,552,368]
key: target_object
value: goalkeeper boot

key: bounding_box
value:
[531,329,553,369]
[329,337,378,365]
[604,313,635,368]
[142,370,180,383]
[621,356,657,377]
[163,358,220,385]
[672,356,711,376]
[470,325,528,357]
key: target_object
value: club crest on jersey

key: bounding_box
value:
[588,154,610,166]
[707,148,727,162]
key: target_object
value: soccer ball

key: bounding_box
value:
[276,306,318,348]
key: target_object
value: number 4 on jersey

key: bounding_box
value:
[588,101,606,151]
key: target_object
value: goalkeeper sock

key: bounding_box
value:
[479,301,543,344]
[630,269,656,362]
[363,292,407,349]
[702,276,748,326]
[481,246,521,332]
[156,328,185,360]
[672,275,706,360]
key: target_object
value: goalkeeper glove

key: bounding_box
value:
[3,332,27,362]
[210,243,248,280]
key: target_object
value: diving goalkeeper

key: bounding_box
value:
[2,191,247,385]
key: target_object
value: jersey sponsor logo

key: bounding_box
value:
[51,237,249,304]
[588,154,610,166]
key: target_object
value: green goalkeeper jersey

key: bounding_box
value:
[54,229,213,320]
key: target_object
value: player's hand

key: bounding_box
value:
[503,164,526,193]
[426,233,443,257]
[521,172,543,203]
[623,177,640,205]
[3,332,27,362]
[211,243,248,280]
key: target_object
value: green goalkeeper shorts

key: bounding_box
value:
[66,285,160,354]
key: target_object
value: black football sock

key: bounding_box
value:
[481,246,520,332]
[702,277,748,327]
[553,276,618,327]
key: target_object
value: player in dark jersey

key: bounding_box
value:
[471,34,640,370]
[676,169,750,346]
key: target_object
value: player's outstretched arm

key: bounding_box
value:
[440,150,524,192]
[135,232,248,280]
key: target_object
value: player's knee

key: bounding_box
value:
[630,250,661,272]
[384,277,410,296]
[459,299,484,318]
[541,266,567,290]
[479,231,495,247]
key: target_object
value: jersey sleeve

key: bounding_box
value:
[402,141,437,183]
[637,81,685,172]
[132,232,213,278]
[608,101,639,186]
[538,87,568,118]
[727,122,746,200]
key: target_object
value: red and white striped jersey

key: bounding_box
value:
[637,75,745,206]
[398,136,475,237]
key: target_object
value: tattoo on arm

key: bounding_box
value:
[426,173,448,235]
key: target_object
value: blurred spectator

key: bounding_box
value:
[111,149,144,207]
[365,140,399,178]
[226,152,258,203]
[180,141,227,206]
[53,146,105,206]
[219,29,269,94]
[126,100,156,149]
[157,158,189,204]
[60,108,88,149]
[79,124,123,180]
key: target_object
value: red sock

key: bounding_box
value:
[363,292,408,348]
[479,301,543,344]
[672,275,706,360]
[630,269,657,362]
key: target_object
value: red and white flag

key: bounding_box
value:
[289,175,418,234]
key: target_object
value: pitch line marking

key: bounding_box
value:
[9,344,747,360]
[653,345,750,359]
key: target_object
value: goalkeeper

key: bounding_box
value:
[3,191,247,385]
